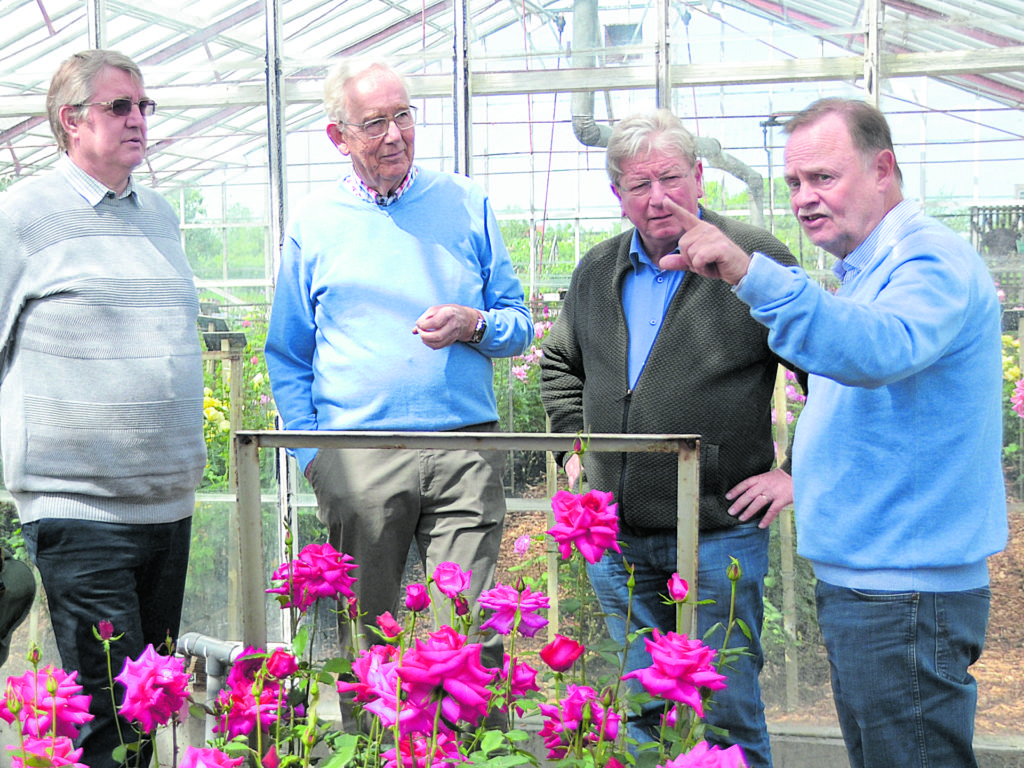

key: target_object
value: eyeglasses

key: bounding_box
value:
[620,171,692,198]
[343,106,417,139]
[74,98,157,117]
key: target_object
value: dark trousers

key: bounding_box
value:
[22,516,192,768]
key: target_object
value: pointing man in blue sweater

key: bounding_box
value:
[265,59,533,684]
[670,98,1007,768]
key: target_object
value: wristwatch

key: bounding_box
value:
[469,313,486,344]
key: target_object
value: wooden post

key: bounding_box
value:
[774,366,800,710]
[236,434,267,650]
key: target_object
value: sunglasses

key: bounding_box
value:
[74,98,157,117]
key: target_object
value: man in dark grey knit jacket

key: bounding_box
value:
[541,110,803,767]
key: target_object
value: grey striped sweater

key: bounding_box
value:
[0,168,206,524]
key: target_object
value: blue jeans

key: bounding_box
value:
[815,581,990,768]
[22,517,192,768]
[586,523,772,767]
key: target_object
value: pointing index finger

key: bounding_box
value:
[663,197,701,230]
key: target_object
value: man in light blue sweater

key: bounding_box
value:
[666,98,1006,768]
[0,50,205,768]
[265,59,532,684]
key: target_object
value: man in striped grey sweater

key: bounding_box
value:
[0,50,205,768]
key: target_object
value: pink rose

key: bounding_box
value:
[479,582,549,637]
[266,542,359,612]
[548,490,621,564]
[262,746,280,768]
[513,534,531,556]
[405,583,431,612]
[622,629,727,718]
[9,735,85,768]
[432,562,471,599]
[179,746,246,768]
[115,645,190,733]
[1,665,93,740]
[265,648,298,679]
[377,611,402,638]
[660,741,748,768]
[667,573,689,602]
[540,634,585,672]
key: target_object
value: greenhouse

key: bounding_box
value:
[1,0,1023,765]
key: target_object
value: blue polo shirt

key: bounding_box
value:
[621,228,685,388]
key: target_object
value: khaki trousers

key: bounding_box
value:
[306,424,507,669]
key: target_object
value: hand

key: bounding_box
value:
[565,454,582,491]
[726,468,793,528]
[657,199,752,285]
[413,304,479,349]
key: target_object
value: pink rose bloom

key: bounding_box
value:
[363,659,439,736]
[97,620,115,641]
[498,654,541,714]
[266,542,358,612]
[376,611,403,638]
[540,634,585,672]
[661,741,748,768]
[8,735,86,768]
[1,665,93,739]
[214,682,281,740]
[432,562,471,599]
[225,647,278,695]
[383,731,466,768]
[405,583,431,612]
[478,582,549,637]
[667,573,689,602]
[262,745,280,768]
[337,644,399,704]
[179,746,246,768]
[1013,379,1024,418]
[538,684,620,759]
[513,534,531,556]
[115,645,190,733]
[397,628,496,728]
[622,630,727,718]
[548,489,621,564]
[265,648,298,679]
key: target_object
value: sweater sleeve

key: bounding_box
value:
[265,217,320,471]
[738,237,972,389]
[474,196,534,358]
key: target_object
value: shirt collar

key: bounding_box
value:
[833,198,918,283]
[57,154,140,207]
[343,165,419,206]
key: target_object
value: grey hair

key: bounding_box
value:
[47,50,143,153]
[323,57,408,126]
[784,97,903,187]
[606,109,698,189]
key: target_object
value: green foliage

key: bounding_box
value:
[498,219,621,293]
[165,189,267,289]
[200,310,277,491]
[761,522,830,704]
[493,306,555,491]
[1000,334,1024,493]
